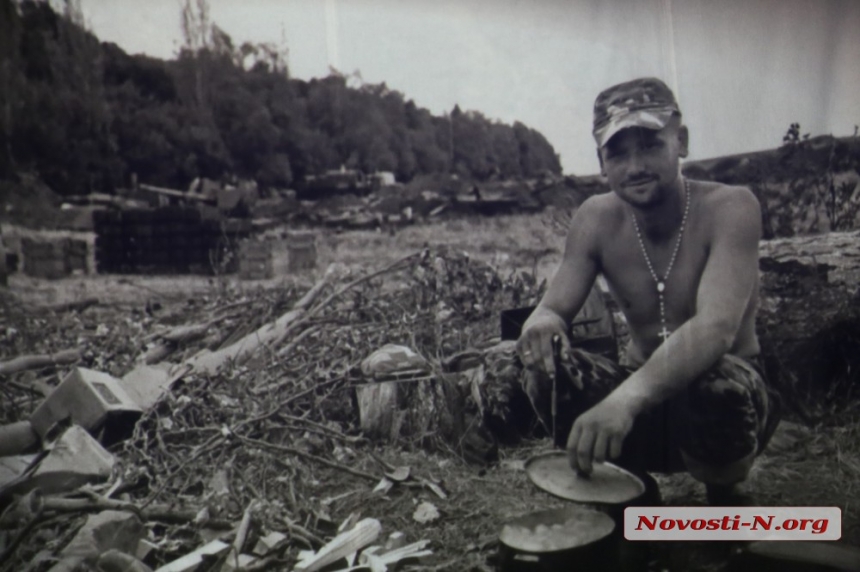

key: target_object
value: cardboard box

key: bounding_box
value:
[30,368,143,446]
[32,425,115,494]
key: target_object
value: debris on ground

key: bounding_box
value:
[1,233,860,571]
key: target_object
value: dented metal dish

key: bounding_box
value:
[524,452,645,505]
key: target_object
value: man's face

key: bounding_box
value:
[597,118,688,208]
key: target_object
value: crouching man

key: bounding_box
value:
[517,77,780,505]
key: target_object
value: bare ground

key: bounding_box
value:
[2,214,859,572]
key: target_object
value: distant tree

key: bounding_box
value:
[488,122,522,179]
[179,0,211,109]
[781,122,809,147]
[514,121,562,177]
[3,0,564,195]
[0,0,22,176]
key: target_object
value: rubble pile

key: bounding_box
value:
[0,248,546,572]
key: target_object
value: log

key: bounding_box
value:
[0,421,39,457]
[357,381,401,441]
[160,322,212,344]
[358,540,433,570]
[142,343,174,365]
[184,264,339,377]
[42,297,99,314]
[293,518,381,572]
[0,348,82,377]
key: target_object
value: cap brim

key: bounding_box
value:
[594,108,677,148]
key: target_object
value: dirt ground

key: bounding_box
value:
[2,214,859,572]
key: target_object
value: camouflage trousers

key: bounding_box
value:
[522,349,777,475]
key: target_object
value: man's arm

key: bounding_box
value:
[569,186,762,472]
[517,197,603,376]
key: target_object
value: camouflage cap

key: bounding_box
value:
[592,77,680,148]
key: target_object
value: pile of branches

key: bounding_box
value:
[0,247,545,571]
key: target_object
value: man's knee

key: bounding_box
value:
[681,449,756,485]
[678,354,773,474]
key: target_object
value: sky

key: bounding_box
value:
[79,0,860,176]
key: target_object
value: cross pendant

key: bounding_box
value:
[659,327,672,341]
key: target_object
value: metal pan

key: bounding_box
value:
[523,452,652,571]
[498,506,616,572]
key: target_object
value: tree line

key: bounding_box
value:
[0,0,562,197]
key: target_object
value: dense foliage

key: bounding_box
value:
[0,0,561,196]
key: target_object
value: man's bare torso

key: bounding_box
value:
[587,180,760,364]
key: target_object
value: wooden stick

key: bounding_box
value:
[240,436,379,482]
[230,501,256,563]
[0,349,81,377]
[293,518,381,572]
[37,497,233,529]
[42,298,99,314]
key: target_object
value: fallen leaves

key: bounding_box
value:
[412,502,440,524]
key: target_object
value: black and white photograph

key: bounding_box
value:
[1,0,859,570]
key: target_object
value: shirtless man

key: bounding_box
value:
[517,77,779,504]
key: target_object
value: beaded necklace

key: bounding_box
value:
[630,178,690,343]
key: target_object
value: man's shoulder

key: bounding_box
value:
[565,193,624,255]
[578,192,626,218]
[691,179,762,238]
[571,193,626,233]
[693,180,759,209]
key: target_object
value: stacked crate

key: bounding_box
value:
[93,207,250,275]
[67,239,89,274]
[22,237,70,280]
[287,231,317,272]
[0,235,7,286]
[238,239,274,280]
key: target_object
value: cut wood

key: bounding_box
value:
[229,502,256,563]
[142,343,174,365]
[160,322,213,345]
[252,531,287,556]
[0,348,82,377]
[0,421,38,457]
[184,264,339,377]
[41,298,99,314]
[357,382,400,441]
[358,540,433,572]
[292,518,382,572]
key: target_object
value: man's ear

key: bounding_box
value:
[678,125,689,158]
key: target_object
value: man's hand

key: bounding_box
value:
[566,394,636,474]
[516,310,571,377]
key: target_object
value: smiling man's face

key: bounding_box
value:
[598,116,689,209]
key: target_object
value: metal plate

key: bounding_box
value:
[499,506,615,554]
[525,451,645,504]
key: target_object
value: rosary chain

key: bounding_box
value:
[630,178,691,342]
